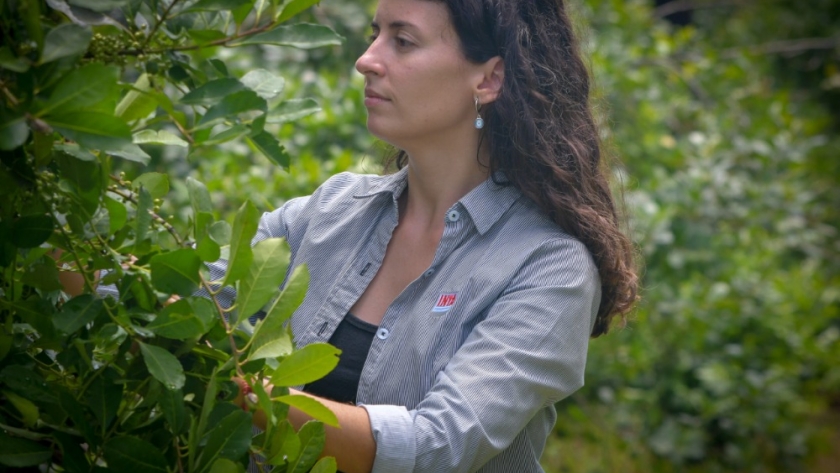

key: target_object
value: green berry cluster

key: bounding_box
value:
[87,32,132,65]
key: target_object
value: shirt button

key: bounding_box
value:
[423,268,435,277]
[446,210,460,222]
[376,328,390,340]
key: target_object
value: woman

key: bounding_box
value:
[230,0,638,471]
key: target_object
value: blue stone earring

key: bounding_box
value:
[474,96,484,129]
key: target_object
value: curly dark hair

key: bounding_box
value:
[388,0,638,337]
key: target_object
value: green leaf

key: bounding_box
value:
[209,220,232,245]
[223,200,259,286]
[241,69,285,100]
[150,248,203,296]
[160,386,188,434]
[116,73,158,122]
[135,186,153,243]
[271,342,340,387]
[40,23,92,64]
[276,394,339,428]
[40,63,119,116]
[2,390,39,427]
[67,0,130,12]
[309,457,338,473]
[288,421,326,473]
[139,342,186,390]
[103,436,168,473]
[87,372,122,430]
[148,298,211,339]
[10,215,53,248]
[180,78,244,105]
[277,0,322,23]
[55,143,96,161]
[53,294,103,334]
[235,23,344,50]
[197,409,253,473]
[248,131,290,168]
[209,458,245,473]
[134,172,170,199]
[188,29,228,45]
[105,142,151,164]
[21,260,62,292]
[0,46,30,73]
[187,176,214,214]
[267,420,300,465]
[0,113,28,151]
[198,89,267,129]
[236,238,290,324]
[46,111,132,150]
[0,431,52,467]
[187,0,254,12]
[104,196,127,235]
[267,98,321,124]
[249,265,308,361]
[133,129,189,147]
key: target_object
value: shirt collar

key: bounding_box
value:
[353,168,522,235]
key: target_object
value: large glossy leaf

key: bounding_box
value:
[186,0,254,12]
[249,265,308,361]
[148,298,212,339]
[180,78,244,105]
[2,390,39,427]
[40,63,119,115]
[235,23,344,49]
[159,386,188,434]
[197,409,253,473]
[241,69,285,100]
[133,172,170,199]
[46,111,132,150]
[209,458,245,473]
[271,342,340,387]
[53,294,103,334]
[266,420,300,465]
[198,90,266,128]
[266,98,321,124]
[103,436,168,473]
[67,0,130,12]
[9,214,53,248]
[40,23,92,64]
[309,457,338,473]
[133,129,189,147]
[248,131,290,168]
[87,371,122,430]
[275,395,339,428]
[105,142,151,164]
[277,0,322,23]
[223,200,259,286]
[103,196,127,235]
[0,431,52,467]
[135,186,153,243]
[0,113,28,151]
[187,177,214,214]
[235,238,290,325]
[287,421,326,473]
[150,248,202,296]
[139,342,186,390]
[116,73,158,122]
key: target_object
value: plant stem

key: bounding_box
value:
[0,80,20,106]
[142,0,184,50]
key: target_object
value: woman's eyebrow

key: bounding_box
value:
[370,20,418,31]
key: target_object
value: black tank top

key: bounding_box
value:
[303,313,377,404]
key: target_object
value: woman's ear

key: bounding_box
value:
[475,56,504,104]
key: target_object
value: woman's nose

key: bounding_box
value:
[355,41,383,76]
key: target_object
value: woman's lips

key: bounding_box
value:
[364,88,389,107]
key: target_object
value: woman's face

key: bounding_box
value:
[355,0,484,150]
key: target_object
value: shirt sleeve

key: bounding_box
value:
[361,237,601,473]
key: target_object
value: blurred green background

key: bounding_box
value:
[136,0,840,471]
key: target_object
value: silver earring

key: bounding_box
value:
[474,96,484,129]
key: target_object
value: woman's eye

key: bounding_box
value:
[395,37,412,48]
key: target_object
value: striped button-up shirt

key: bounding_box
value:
[214,168,600,472]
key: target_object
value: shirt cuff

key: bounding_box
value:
[359,403,417,473]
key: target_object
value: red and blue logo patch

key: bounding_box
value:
[432,293,457,313]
